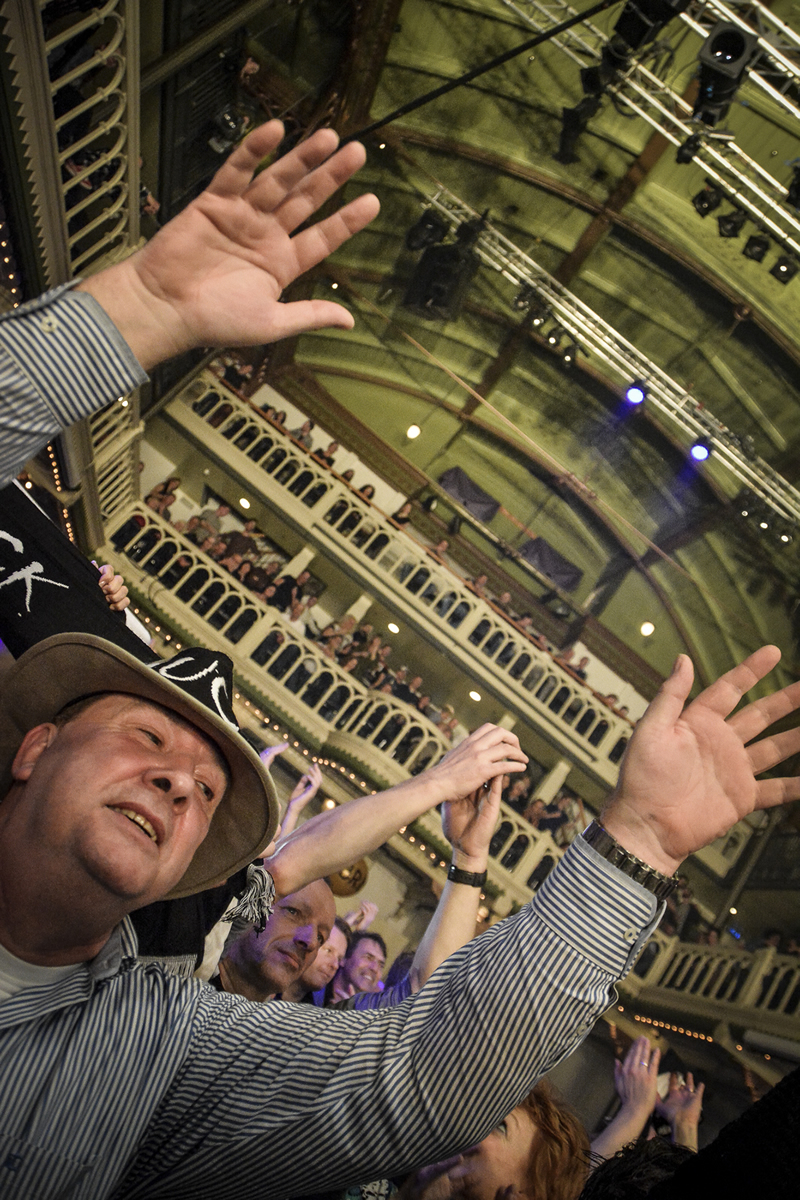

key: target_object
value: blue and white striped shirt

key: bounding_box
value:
[0,837,660,1199]
[0,283,147,488]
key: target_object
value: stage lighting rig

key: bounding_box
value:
[770,255,799,284]
[405,210,449,252]
[690,438,712,462]
[625,380,648,404]
[563,342,580,365]
[692,182,724,217]
[743,232,770,262]
[717,208,748,238]
[693,23,759,128]
[554,96,601,164]
[676,133,702,164]
[546,325,566,347]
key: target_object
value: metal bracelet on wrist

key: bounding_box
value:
[582,819,679,902]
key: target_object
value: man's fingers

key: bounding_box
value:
[689,644,781,721]
[636,654,694,730]
[288,192,381,278]
[268,139,368,232]
[728,676,800,745]
[205,120,286,198]
[746,723,800,775]
[754,774,800,810]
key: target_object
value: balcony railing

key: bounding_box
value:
[165,375,632,787]
[102,502,571,907]
[623,935,800,1042]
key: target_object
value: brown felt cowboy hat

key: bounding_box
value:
[0,633,279,898]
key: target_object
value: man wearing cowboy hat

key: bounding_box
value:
[3,123,800,1197]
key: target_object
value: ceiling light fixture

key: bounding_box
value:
[547,325,565,347]
[387,622,399,634]
[469,690,481,701]
[406,424,421,439]
[692,22,759,127]
[562,342,579,364]
[640,621,655,637]
[770,255,799,284]
[239,498,251,509]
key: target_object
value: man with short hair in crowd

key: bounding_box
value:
[330,930,388,1001]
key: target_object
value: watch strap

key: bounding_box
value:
[447,863,487,888]
[582,820,678,902]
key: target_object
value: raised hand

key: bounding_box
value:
[426,724,527,808]
[442,776,503,872]
[602,646,800,875]
[78,121,379,369]
[97,563,129,612]
[614,1035,660,1117]
[656,1071,704,1151]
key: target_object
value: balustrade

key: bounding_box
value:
[168,376,633,782]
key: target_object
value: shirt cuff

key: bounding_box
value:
[534,834,663,978]
[0,281,148,430]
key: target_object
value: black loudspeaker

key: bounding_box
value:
[693,22,759,126]
[402,243,479,321]
[613,0,691,52]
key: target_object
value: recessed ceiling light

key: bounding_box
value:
[330,281,338,289]
[469,690,481,701]
[388,622,399,634]
[239,498,251,509]
[640,622,655,637]
[406,424,421,439]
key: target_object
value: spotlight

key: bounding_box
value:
[774,518,795,546]
[717,208,747,238]
[693,23,759,127]
[546,325,565,347]
[614,0,690,52]
[743,233,770,262]
[676,133,702,164]
[513,283,536,311]
[562,342,580,364]
[406,424,421,439]
[529,302,549,327]
[690,438,711,462]
[405,210,449,252]
[625,380,648,404]
[692,183,723,217]
[770,255,799,284]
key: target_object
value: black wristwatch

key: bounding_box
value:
[582,820,678,901]
[447,863,487,888]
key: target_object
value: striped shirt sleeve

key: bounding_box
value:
[0,282,148,487]
[119,837,661,1199]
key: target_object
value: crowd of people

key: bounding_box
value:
[2,114,798,1199]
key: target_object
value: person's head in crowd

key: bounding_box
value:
[264,560,281,578]
[409,1080,589,1200]
[274,410,287,426]
[506,775,530,802]
[235,560,252,582]
[185,515,200,533]
[335,929,387,995]
[220,551,243,573]
[145,495,161,511]
[358,484,375,500]
[378,645,392,662]
[367,634,381,655]
[341,657,358,673]
[215,503,230,518]
[304,594,318,610]
[242,518,256,534]
[393,501,412,520]
[293,915,352,1000]
[199,534,217,553]
[337,614,357,633]
[518,613,533,629]
[578,1136,694,1200]
[417,694,431,712]
[433,538,449,554]
[209,540,227,560]
[497,590,512,607]
[164,476,181,493]
[297,419,314,436]
[340,468,355,483]
[524,798,546,826]
[761,927,783,948]
[288,599,305,621]
[394,666,408,682]
[221,879,335,1001]
[323,440,338,456]
[296,570,311,589]
[410,675,423,692]
[379,682,393,694]
[577,655,590,671]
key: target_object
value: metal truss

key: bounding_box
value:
[408,174,800,526]
[499,1,800,258]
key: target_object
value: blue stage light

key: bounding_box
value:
[625,380,647,404]
[690,439,711,462]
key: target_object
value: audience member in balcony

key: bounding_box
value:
[493,589,516,617]
[290,418,315,449]
[466,572,489,597]
[329,931,388,1001]
[234,560,254,588]
[426,537,449,564]
[301,595,323,638]
[246,560,279,597]
[181,515,204,544]
[314,440,339,469]
[538,792,572,838]
[523,798,546,828]
[197,500,231,536]
[222,518,259,559]
[145,476,181,517]
[358,483,376,501]
[391,500,413,527]
[338,467,355,484]
[350,621,373,648]
[219,550,244,575]
[269,569,311,613]
[503,774,532,814]
[321,634,344,661]
[216,358,254,392]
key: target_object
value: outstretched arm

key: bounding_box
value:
[277,764,323,840]
[602,646,800,875]
[265,724,526,896]
[404,775,503,993]
[77,121,379,369]
[590,1036,660,1163]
